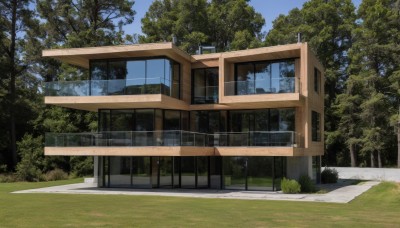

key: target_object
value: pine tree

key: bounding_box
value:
[265,0,356,166]
[140,0,265,53]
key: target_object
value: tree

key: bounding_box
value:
[0,0,40,170]
[265,0,357,166]
[333,74,364,167]
[207,0,265,51]
[140,0,265,53]
[348,0,400,167]
[15,0,137,175]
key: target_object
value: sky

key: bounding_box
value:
[125,0,363,36]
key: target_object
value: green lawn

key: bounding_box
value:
[0,180,399,227]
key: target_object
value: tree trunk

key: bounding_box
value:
[377,150,382,168]
[350,143,357,167]
[9,0,18,169]
[370,151,375,168]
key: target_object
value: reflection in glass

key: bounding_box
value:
[132,157,151,188]
[247,157,273,191]
[197,157,208,188]
[109,157,131,187]
[192,68,219,104]
[230,59,296,95]
[159,157,173,188]
[223,157,246,190]
[181,157,196,188]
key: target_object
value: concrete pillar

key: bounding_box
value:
[286,156,312,180]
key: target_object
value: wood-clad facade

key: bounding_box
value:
[43,42,324,190]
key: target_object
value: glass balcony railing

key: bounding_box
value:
[224,78,299,96]
[45,131,298,148]
[209,131,297,147]
[44,78,179,97]
[193,86,219,104]
[45,131,209,147]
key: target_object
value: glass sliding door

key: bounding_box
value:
[247,157,273,191]
[109,157,131,188]
[135,109,154,146]
[163,110,181,146]
[158,157,173,188]
[110,110,134,146]
[223,157,247,190]
[132,157,151,188]
[273,157,286,191]
[197,157,209,188]
[181,157,196,188]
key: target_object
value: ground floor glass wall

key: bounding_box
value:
[99,156,286,191]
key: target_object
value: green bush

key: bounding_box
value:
[16,135,45,182]
[44,169,69,181]
[321,167,339,184]
[0,173,20,183]
[298,174,316,193]
[281,178,301,194]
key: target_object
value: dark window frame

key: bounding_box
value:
[191,67,219,104]
[89,56,181,99]
[233,58,297,95]
[312,111,321,142]
[314,68,321,94]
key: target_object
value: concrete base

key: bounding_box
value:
[286,156,312,180]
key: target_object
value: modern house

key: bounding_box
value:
[43,42,324,191]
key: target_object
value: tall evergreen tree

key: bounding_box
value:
[140,0,265,53]
[265,0,357,166]
[0,0,40,170]
[19,0,137,176]
[347,0,400,167]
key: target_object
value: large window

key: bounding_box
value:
[192,68,219,104]
[229,59,296,95]
[89,58,180,98]
[312,111,321,141]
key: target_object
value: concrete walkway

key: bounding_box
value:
[13,180,380,204]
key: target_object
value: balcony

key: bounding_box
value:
[45,131,297,148]
[44,131,302,156]
[224,77,299,96]
[44,78,187,111]
[45,78,179,97]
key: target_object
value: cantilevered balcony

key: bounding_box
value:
[43,78,187,111]
[224,77,299,96]
[45,78,179,97]
[44,130,302,156]
[45,131,298,147]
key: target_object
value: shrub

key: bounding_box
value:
[44,169,69,181]
[0,173,20,183]
[281,177,301,194]
[16,135,44,182]
[298,174,316,193]
[321,167,339,184]
[0,164,7,173]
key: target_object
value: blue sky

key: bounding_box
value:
[125,0,362,36]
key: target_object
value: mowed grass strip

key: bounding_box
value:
[0,180,399,227]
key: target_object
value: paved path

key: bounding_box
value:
[13,180,380,204]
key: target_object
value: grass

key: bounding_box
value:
[0,180,400,227]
